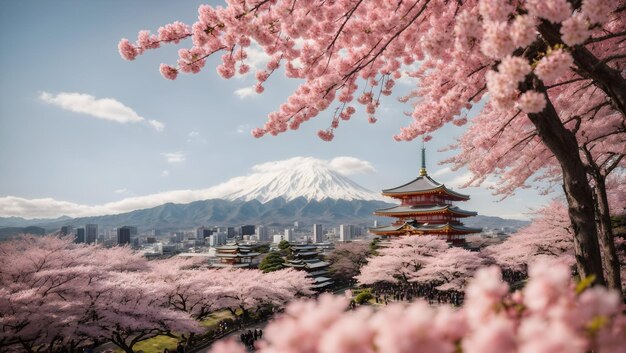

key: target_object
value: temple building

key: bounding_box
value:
[370,147,481,244]
[213,243,261,268]
[284,244,334,290]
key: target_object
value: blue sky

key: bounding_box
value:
[0,0,554,219]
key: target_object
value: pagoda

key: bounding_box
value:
[370,146,481,244]
[213,242,261,268]
[284,243,334,291]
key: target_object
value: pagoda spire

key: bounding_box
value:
[419,138,428,176]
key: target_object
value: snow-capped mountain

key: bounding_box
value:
[207,158,385,202]
[0,156,387,220]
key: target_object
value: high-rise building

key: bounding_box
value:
[208,232,228,247]
[197,227,214,239]
[273,234,284,244]
[257,225,269,242]
[85,224,98,244]
[226,227,235,238]
[339,224,354,242]
[284,228,294,242]
[240,225,255,236]
[60,225,73,236]
[117,226,132,245]
[75,228,85,243]
[313,224,323,243]
[171,232,184,243]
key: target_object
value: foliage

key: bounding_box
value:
[209,261,625,353]
[278,240,290,251]
[369,238,381,255]
[354,290,374,305]
[256,244,270,254]
[259,251,285,273]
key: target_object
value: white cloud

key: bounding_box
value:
[234,86,256,99]
[39,92,164,131]
[114,188,128,194]
[148,120,165,132]
[162,152,185,163]
[328,157,376,175]
[236,124,251,134]
[245,45,272,71]
[431,167,497,189]
[187,131,206,143]
[0,156,379,218]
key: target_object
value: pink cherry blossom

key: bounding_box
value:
[478,0,513,22]
[516,90,547,113]
[535,49,574,82]
[118,38,138,60]
[582,0,614,24]
[159,64,178,80]
[561,14,591,46]
[481,21,515,59]
[525,0,573,23]
[510,15,538,48]
[498,55,532,83]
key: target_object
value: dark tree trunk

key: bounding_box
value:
[591,173,622,292]
[524,79,606,285]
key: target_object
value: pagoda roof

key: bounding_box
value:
[308,269,329,277]
[382,175,470,200]
[374,204,477,217]
[295,251,319,257]
[212,263,251,268]
[369,221,481,235]
[292,245,318,250]
[306,261,330,269]
[216,252,260,258]
[312,281,334,289]
[313,276,333,283]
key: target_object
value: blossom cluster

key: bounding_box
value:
[0,236,313,353]
[211,262,625,353]
[118,0,622,142]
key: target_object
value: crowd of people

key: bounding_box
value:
[370,282,465,306]
[240,328,263,351]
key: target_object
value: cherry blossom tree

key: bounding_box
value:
[119,0,626,290]
[210,261,625,353]
[413,247,486,293]
[326,242,372,284]
[484,201,575,276]
[150,258,229,322]
[81,272,202,353]
[215,268,313,321]
[0,236,148,352]
[356,236,449,286]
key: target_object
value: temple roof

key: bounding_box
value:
[295,251,319,257]
[374,204,477,217]
[216,252,260,258]
[382,175,470,200]
[370,221,482,234]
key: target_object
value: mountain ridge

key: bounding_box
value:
[0,197,529,235]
